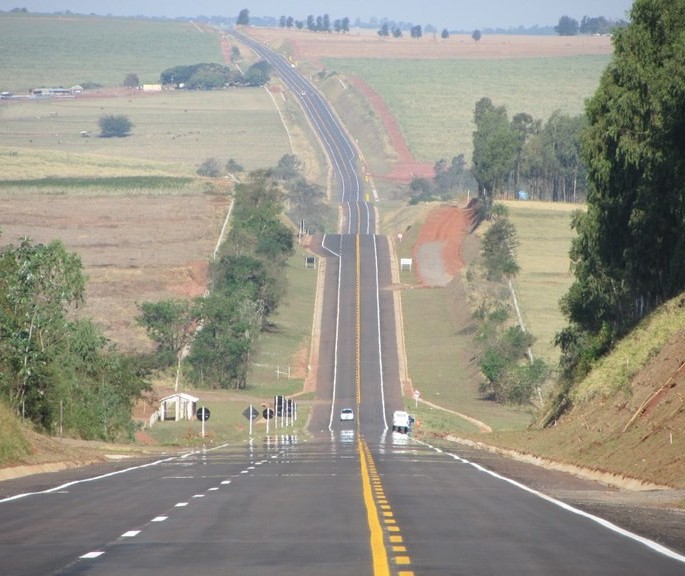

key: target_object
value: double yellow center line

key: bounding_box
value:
[356,231,414,575]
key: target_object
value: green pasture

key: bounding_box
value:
[504,201,579,364]
[323,55,610,162]
[0,90,292,177]
[0,14,222,91]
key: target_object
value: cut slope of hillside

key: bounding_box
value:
[485,296,685,489]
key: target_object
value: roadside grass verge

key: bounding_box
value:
[318,74,396,179]
[0,14,223,90]
[401,281,533,431]
[146,242,319,446]
[142,400,312,448]
[0,402,31,466]
[246,241,319,398]
[322,56,609,163]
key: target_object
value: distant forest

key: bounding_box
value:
[3,7,626,36]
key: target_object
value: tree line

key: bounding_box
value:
[409,101,586,208]
[555,15,627,36]
[547,0,685,421]
[0,155,328,438]
[138,155,331,390]
[159,60,271,90]
[0,236,149,440]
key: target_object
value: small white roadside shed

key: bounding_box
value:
[159,392,199,422]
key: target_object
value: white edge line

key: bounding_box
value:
[1,443,232,504]
[414,438,685,564]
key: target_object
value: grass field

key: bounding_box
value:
[504,200,581,364]
[0,89,293,176]
[323,55,610,163]
[0,14,222,91]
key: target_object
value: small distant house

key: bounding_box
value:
[517,191,529,201]
[142,84,162,92]
[159,392,199,422]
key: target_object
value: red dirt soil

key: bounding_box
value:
[345,76,435,182]
[413,205,471,284]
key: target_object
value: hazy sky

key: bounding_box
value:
[1,1,635,30]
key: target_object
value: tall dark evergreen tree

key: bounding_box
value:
[557,0,685,378]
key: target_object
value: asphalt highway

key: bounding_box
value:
[1,28,684,576]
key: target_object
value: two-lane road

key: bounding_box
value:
[1,27,684,576]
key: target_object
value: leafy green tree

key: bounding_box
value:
[481,215,520,281]
[556,0,685,382]
[472,29,482,42]
[187,168,295,390]
[562,0,685,364]
[441,28,449,39]
[99,114,133,138]
[555,15,579,36]
[137,299,199,370]
[160,63,238,89]
[0,238,84,427]
[226,158,244,174]
[243,60,271,86]
[197,158,222,177]
[408,177,436,204]
[272,154,301,180]
[57,319,149,440]
[410,25,423,39]
[236,8,249,26]
[123,73,140,88]
[187,292,257,389]
[378,22,390,37]
[580,16,612,35]
[475,303,542,405]
[286,177,331,233]
[436,155,477,197]
[510,112,540,192]
[471,98,518,208]
[518,112,585,201]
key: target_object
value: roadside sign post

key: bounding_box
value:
[242,406,259,438]
[263,406,274,434]
[196,406,210,438]
[413,389,420,408]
